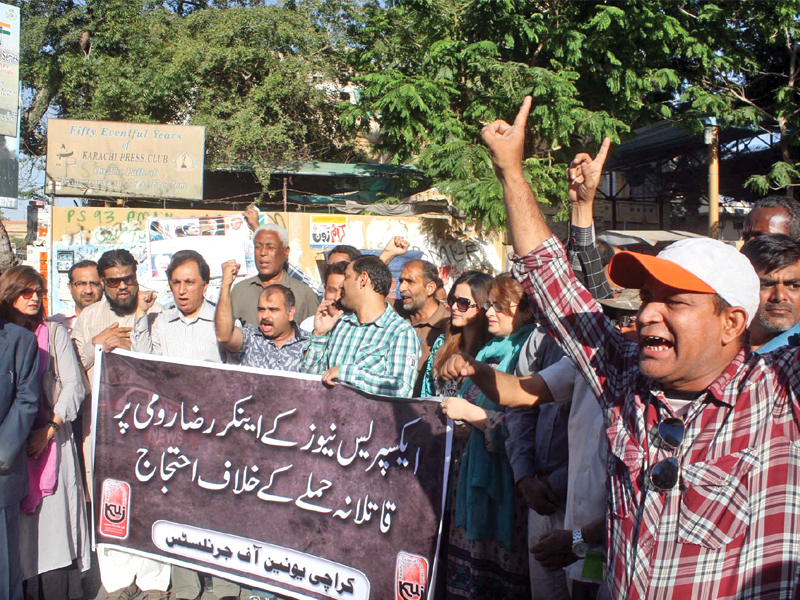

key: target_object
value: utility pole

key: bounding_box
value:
[705,121,720,238]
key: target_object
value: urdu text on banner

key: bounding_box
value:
[91,349,452,600]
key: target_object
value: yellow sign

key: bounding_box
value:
[310,214,348,248]
[45,119,205,200]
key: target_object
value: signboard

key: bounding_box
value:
[310,215,348,249]
[0,2,20,138]
[146,215,249,279]
[92,350,451,600]
[45,119,205,200]
[0,131,18,209]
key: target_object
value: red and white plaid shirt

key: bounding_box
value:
[511,236,800,600]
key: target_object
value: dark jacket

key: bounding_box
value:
[0,319,40,508]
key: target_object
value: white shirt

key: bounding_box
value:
[47,306,78,335]
[299,315,315,333]
[539,356,607,583]
[131,299,228,363]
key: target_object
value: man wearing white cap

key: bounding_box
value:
[465,96,800,600]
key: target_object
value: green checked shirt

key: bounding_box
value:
[301,304,421,397]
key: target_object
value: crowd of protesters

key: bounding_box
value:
[3,98,800,600]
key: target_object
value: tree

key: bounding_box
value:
[19,0,364,186]
[345,0,800,228]
[679,0,800,195]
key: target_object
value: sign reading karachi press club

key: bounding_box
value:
[46,119,205,201]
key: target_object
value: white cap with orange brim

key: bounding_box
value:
[608,238,760,327]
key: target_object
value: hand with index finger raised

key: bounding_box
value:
[481,96,532,176]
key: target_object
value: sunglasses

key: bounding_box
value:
[19,287,46,300]
[482,301,518,314]
[612,315,637,328]
[448,296,478,312]
[648,417,685,492]
[104,275,137,288]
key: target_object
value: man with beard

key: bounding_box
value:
[302,255,420,397]
[70,249,169,600]
[300,261,347,333]
[48,260,103,334]
[396,259,449,395]
[217,259,310,371]
[740,234,800,353]
[231,224,319,327]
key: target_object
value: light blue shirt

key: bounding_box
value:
[754,321,800,355]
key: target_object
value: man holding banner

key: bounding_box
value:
[302,255,421,397]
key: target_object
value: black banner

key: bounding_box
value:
[91,349,451,600]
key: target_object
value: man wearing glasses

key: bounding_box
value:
[474,97,800,600]
[71,249,170,600]
[48,260,103,334]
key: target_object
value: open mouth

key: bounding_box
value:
[640,335,674,352]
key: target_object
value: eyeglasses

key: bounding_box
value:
[104,275,137,288]
[71,280,102,289]
[19,287,45,300]
[612,315,636,328]
[448,296,478,312]
[482,301,518,314]
[648,417,685,492]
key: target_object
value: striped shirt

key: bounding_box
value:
[301,305,421,397]
[131,299,228,363]
[511,235,800,600]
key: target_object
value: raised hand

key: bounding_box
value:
[313,300,341,337]
[221,260,241,287]
[481,96,532,176]
[567,137,611,205]
[385,237,409,257]
[439,353,479,381]
[137,290,157,316]
[244,205,259,232]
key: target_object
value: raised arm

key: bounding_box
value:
[439,353,554,408]
[483,98,634,405]
[216,260,245,353]
[481,96,552,256]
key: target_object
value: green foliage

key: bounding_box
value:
[19,0,364,187]
[345,0,707,230]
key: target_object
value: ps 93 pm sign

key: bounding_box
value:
[46,119,205,200]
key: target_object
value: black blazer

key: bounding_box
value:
[0,319,40,508]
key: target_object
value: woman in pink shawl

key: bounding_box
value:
[0,266,89,600]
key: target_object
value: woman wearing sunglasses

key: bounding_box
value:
[438,274,537,600]
[419,271,494,398]
[0,266,90,600]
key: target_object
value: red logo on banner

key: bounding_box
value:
[99,479,131,539]
[396,551,428,600]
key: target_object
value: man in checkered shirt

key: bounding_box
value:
[302,255,421,397]
[474,97,800,600]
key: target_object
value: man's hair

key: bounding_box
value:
[166,250,210,283]
[97,249,138,278]
[325,260,348,284]
[328,245,362,262]
[351,255,392,296]
[261,284,295,311]
[404,259,439,286]
[254,224,289,247]
[434,277,445,292]
[68,260,98,283]
[741,233,800,275]
[752,195,800,240]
